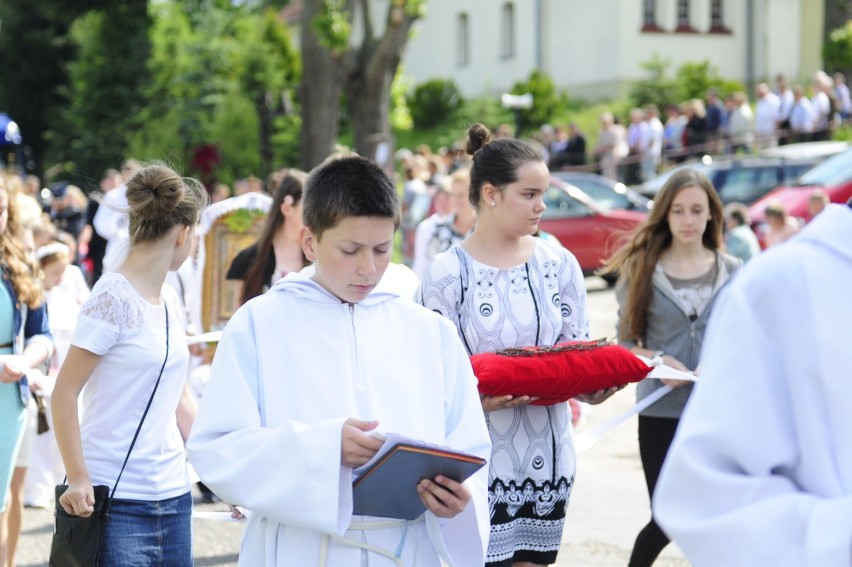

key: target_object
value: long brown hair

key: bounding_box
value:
[241,169,308,305]
[600,169,724,343]
[0,184,42,308]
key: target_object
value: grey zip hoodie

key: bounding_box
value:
[615,251,741,418]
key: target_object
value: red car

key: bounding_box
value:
[539,176,646,283]
[749,147,852,246]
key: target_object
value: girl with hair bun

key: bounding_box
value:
[52,163,208,566]
[418,124,619,567]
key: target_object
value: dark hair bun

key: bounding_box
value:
[466,123,492,156]
[126,165,184,221]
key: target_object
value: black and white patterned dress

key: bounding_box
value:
[418,239,589,564]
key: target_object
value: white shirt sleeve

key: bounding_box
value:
[72,285,124,355]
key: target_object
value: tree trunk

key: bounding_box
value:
[299,1,422,170]
[347,63,393,165]
[299,0,342,171]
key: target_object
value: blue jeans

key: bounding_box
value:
[100,491,193,566]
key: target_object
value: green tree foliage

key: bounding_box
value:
[628,55,678,112]
[629,55,743,115]
[407,79,463,129]
[0,0,102,175]
[129,1,300,185]
[49,3,151,185]
[390,67,414,132]
[824,21,852,72]
[510,70,569,133]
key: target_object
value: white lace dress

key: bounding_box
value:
[418,239,589,564]
[74,273,190,500]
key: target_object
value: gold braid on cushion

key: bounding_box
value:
[494,338,612,357]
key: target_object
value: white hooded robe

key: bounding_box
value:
[187,273,491,566]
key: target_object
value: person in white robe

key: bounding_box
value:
[187,273,490,566]
[653,202,852,567]
[187,154,491,567]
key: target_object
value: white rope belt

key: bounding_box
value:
[319,517,424,567]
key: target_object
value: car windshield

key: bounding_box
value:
[542,185,591,220]
[716,163,813,204]
[555,177,626,211]
[795,148,852,187]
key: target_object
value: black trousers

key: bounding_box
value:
[628,415,680,567]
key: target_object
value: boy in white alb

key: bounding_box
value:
[187,156,491,566]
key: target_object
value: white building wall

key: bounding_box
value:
[398,0,818,100]
[544,1,622,99]
[764,0,806,83]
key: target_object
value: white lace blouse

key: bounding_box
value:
[74,273,190,500]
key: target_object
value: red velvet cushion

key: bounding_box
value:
[470,340,651,406]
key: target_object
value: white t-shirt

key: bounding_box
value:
[74,273,190,500]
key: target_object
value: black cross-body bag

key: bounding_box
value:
[50,303,170,567]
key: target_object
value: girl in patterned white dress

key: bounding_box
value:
[418,123,619,567]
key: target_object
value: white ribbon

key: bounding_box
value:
[574,385,674,454]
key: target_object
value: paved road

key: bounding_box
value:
[14,278,689,566]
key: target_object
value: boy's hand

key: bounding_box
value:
[417,475,470,519]
[341,418,384,468]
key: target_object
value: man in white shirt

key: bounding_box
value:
[654,203,852,567]
[774,74,795,144]
[789,85,816,143]
[810,72,833,141]
[725,92,754,154]
[641,105,664,182]
[754,83,781,149]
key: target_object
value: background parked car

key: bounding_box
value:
[552,171,652,212]
[633,154,838,206]
[749,146,852,246]
[540,176,646,284]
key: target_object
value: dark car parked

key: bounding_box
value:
[633,143,846,205]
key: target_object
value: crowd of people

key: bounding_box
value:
[536,70,851,185]
[0,90,847,566]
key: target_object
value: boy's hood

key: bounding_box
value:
[268,271,400,307]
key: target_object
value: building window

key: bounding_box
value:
[500,2,515,59]
[641,0,663,32]
[676,0,697,32]
[457,13,469,67]
[709,0,730,33]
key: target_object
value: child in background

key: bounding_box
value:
[22,243,79,509]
